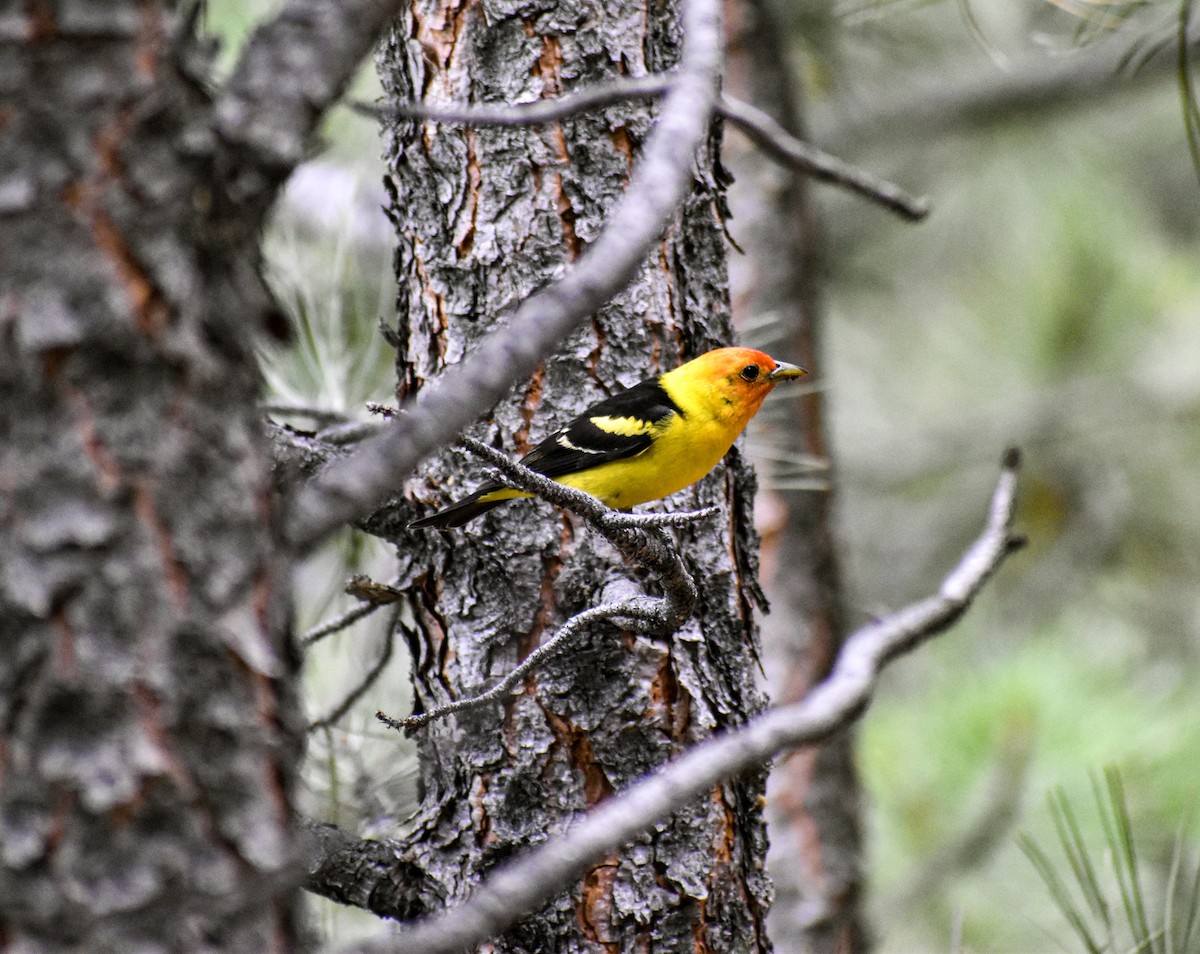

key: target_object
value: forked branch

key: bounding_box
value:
[339,450,1025,954]
[351,79,928,220]
[378,438,717,730]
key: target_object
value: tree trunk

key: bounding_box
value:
[726,1,869,951]
[371,0,772,949]
[1,6,303,951]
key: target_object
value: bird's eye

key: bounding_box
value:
[740,364,760,381]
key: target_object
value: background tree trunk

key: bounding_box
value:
[370,0,772,949]
[726,1,868,951]
[1,5,303,951]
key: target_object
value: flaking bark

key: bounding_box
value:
[369,0,772,949]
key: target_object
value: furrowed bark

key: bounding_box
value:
[0,5,305,951]
[362,0,771,949]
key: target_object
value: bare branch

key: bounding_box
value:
[379,438,718,729]
[302,601,380,649]
[303,576,404,648]
[299,817,431,921]
[381,595,660,731]
[309,607,399,730]
[339,450,1024,954]
[216,0,402,177]
[263,403,353,426]
[265,421,349,491]
[350,75,673,126]
[717,94,931,221]
[315,420,387,447]
[351,80,928,220]
[286,0,725,550]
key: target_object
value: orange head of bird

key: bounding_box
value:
[663,347,806,427]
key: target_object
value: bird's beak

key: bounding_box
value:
[768,361,806,382]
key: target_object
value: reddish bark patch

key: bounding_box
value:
[512,363,544,454]
[134,2,164,80]
[469,772,493,845]
[711,785,736,864]
[535,34,563,93]
[133,480,189,612]
[412,0,473,72]
[691,909,712,954]
[91,207,170,338]
[69,386,121,495]
[457,130,479,257]
[248,667,292,827]
[25,0,56,43]
[610,126,635,171]
[412,254,449,361]
[576,857,620,949]
[61,106,172,340]
[543,709,613,806]
[517,535,564,663]
[132,681,196,797]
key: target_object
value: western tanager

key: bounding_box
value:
[410,347,805,529]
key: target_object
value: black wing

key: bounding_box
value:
[518,376,683,479]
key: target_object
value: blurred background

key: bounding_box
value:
[211,0,1200,949]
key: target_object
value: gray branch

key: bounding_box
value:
[717,95,930,221]
[265,421,349,492]
[286,0,724,550]
[351,75,673,126]
[383,439,717,730]
[299,818,432,922]
[351,78,927,219]
[338,450,1025,954]
[215,0,402,213]
[309,607,399,730]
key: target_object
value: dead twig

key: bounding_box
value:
[379,437,718,730]
[343,449,1025,954]
[351,80,928,220]
[309,606,400,731]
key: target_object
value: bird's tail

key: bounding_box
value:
[409,487,510,529]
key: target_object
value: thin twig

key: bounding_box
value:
[288,0,725,549]
[379,438,718,730]
[303,601,381,649]
[302,575,404,649]
[716,94,931,221]
[381,597,662,731]
[350,75,673,126]
[309,606,399,731]
[365,402,400,419]
[263,402,352,426]
[341,449,1025,954]
[351,80,927,220]
[316,420,386,446]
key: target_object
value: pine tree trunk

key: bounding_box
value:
[726,1,868,950]
[372,1,773,949]
[1,6,302,951]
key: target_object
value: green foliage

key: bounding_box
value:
[259,220,396,415]
[1018,767,1200,954]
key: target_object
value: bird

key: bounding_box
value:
[409,347,806,529]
